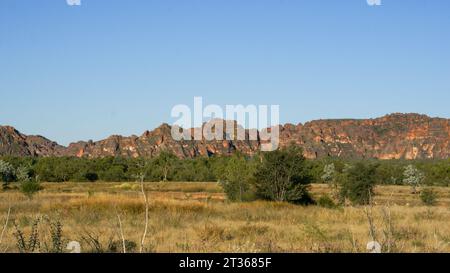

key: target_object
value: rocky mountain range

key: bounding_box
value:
[1,113,449,160]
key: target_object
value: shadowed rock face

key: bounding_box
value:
[0,126,65,157]
[1,113,449,159]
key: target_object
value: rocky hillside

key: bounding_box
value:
[0,126,65,157]
[1,113,449,159]
[279,113,449,159]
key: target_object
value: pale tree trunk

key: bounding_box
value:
[139,175,149,253]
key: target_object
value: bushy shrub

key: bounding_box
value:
[14,165,42,199]
[339,162,377,205]
[317,195,337,209]
[84,172,99,182]
[420,188,437,206]
[20,179,43,200]
[253,146,313,205]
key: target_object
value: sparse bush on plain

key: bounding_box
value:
[317,195,337,209]
[420,187,437,206]
[253,146,314,205]
[339,162,377,205]
[18,169,42,200]
[20,180,42,200]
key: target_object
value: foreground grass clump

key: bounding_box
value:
[1,182,450,253]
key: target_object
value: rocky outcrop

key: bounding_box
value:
[278,113,449,159]
[65,121,261,159]
[1,113,449,159]
[0,126,65,157]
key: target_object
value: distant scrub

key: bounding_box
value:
[0,155,448,188]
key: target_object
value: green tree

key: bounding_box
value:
[253,146,313,204]
[339,162,377,205]
[101,165,127,182]
[220,154,256,202]
[374,162,403,185]
[153,151,178,181]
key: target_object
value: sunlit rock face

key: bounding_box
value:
[282,114,449,160]
[1,113,449,159]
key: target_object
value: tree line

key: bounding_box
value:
[1,153,448,185]
[1,148,449,205]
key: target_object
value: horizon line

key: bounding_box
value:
[1,112,448,147]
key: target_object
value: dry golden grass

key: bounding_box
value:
[1,182,450,253]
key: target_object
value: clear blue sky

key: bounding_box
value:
[1,0,449,145]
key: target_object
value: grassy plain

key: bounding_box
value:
[1,182,450,253]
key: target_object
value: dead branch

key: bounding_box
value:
[115,209,126,254]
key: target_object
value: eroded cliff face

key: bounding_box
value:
[64,121,261,159]
[1,113,449,159]
[278,114,449,159]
